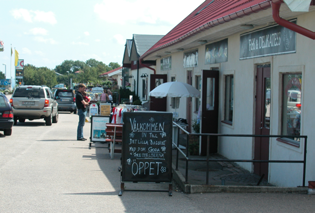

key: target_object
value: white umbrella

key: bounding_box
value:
[149,81,200,98]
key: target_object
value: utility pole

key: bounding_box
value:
[2,64,6,79]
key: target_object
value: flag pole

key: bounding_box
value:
[10,44,12,89]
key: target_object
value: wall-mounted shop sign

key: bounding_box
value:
[240,20,296,60]
[160,56,172,71]
[205,39,228,64]
[183,50,198,68]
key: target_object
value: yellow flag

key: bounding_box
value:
[15,49,19,66]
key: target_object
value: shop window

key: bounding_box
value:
[195,76,201,113]
[280,73,302,146]
[224,75,233,124]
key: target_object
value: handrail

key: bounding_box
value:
[172,121,308,186]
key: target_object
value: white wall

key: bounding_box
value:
[268,11,315,187]
[154,10,315,187]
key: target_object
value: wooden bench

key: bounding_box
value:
[105,123,123,159]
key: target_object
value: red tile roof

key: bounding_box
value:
[100,66,122,76]
[141,0,271,60]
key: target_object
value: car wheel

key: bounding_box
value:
[74,109,77,114]
[52,111,59,123]
[4,129,12,136]
[14,116,18,125]
[19,118,25,123]
[45,114,52,126]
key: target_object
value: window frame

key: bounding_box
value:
[222,74,234,125]
[195,75,201,114]
[277,72,302,147]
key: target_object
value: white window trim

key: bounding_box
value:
[277,65,305,152]
[221,70,235,129]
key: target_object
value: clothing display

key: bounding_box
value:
[110,105,147,124]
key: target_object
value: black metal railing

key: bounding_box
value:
[172,121,308,187]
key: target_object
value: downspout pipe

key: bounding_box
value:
[139,60,156,75]
[272,0,315,40]
[137,60,139,96]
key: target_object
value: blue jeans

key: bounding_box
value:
[77,109,87,139]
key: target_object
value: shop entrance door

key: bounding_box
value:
[254,65,271,178]
[201,70,219,155]
[150,74,167,111]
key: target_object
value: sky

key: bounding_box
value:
[0,0,205,84]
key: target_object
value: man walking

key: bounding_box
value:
[76,84,89,141]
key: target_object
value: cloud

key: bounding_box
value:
[72,41,89,46]
[22,47,32,55]
[113,34,125,45]
[84,31,90,36]
[94,0,204,26]
[95,39,101,42]
[11,9,32,22]
[11,9,57,25]
[25,28,48,35]
[35,51,44,56]
[34,36,58,44]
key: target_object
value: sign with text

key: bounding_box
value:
[90,116,110,142]
[16,69,24,79]
[89,103,99,117]
[15,59,24,70]
[240,20,296,60]
[0,79,10,85]
[205,39,228,64]
[100,103,111,116]
[0,40,3,52]
[122,112,173,182]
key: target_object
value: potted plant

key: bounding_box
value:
[192,119,200,133]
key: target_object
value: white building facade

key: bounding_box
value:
[141,0,315,187]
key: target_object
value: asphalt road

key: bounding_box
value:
[0,111,314,213]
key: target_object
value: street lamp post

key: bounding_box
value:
[2,64,6,79]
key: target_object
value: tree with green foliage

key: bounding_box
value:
[24,64,57,88]
[109,62,120,70]
[0,72,5,79]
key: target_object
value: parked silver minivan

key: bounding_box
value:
[10,85,59,125]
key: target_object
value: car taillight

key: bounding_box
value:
[296,103,301,108]
[44,99,49,107]
[3,111,13,118]
[73,97,76,102]
[10,98,13,107]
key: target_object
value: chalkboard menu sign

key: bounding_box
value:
[122,112,173,182]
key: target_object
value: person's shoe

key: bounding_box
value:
[77,138,86,141]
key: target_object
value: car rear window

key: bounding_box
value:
[13,88,45,98]
[57,91,73,97]
[0,96,8,108]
